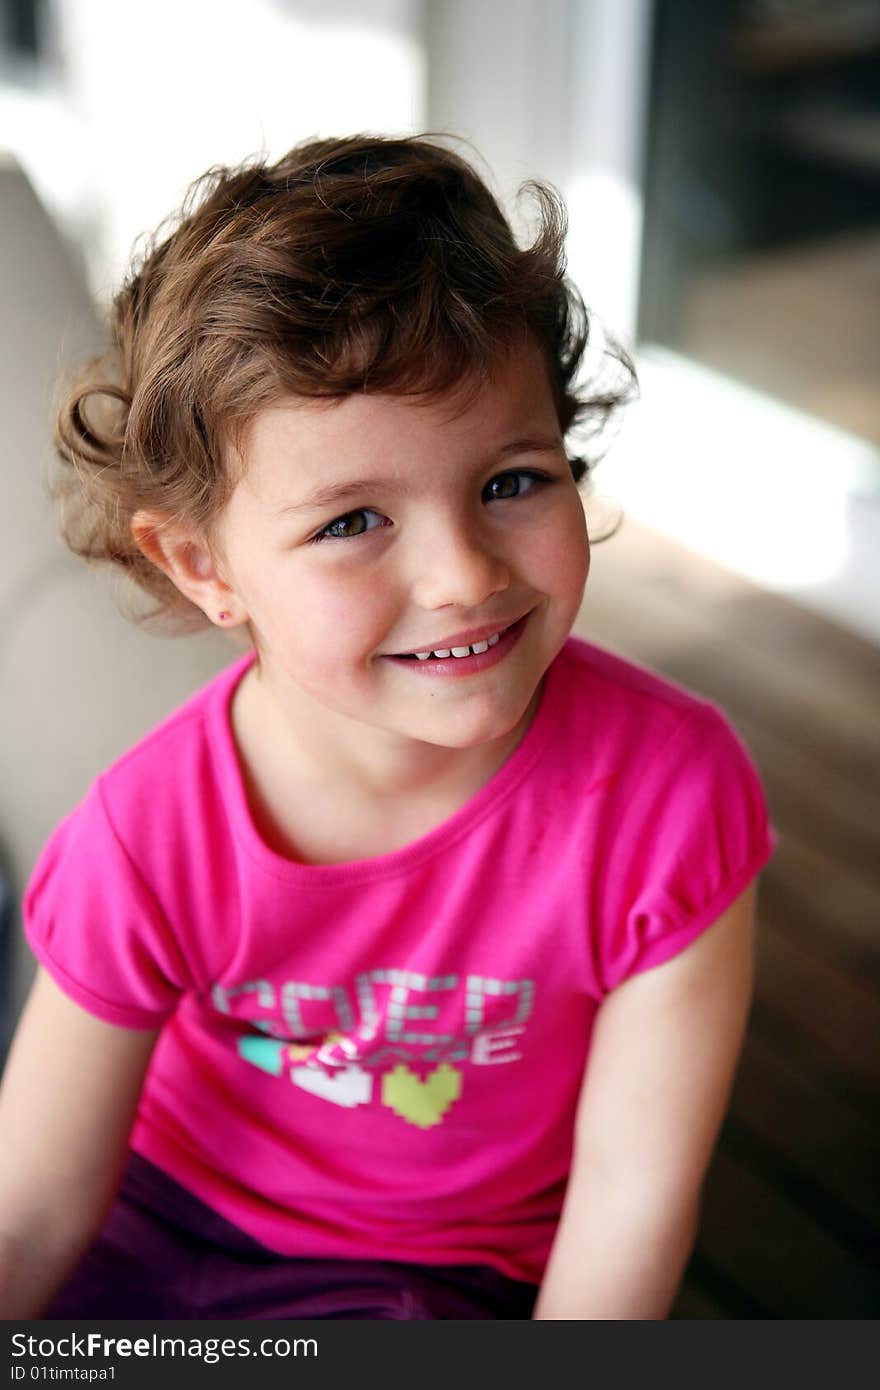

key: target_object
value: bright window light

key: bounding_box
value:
[599,345,878,599]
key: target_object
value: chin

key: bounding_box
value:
[423,702,532,751]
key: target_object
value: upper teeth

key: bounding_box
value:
[413,632,501,660]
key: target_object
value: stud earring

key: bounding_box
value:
[218,610,232,623]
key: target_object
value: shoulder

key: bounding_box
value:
[94,650,254,837]
[23,653,255,1019]
[551,641,776,993]
[29,650,253,899]
[548,635,735,771]
[555,634,711,714]
[100,648,254,781]
[544,637,776,910]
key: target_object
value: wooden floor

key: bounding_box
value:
[683,229,880,447]
[573,515,880,1319]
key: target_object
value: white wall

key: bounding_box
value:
[425,0,571,201]
[565,0,652,342]
[426,0,653,341]
[48,0,426,300]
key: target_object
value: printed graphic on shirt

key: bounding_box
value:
[382,1063,462,1129]
[211,968,533,1128]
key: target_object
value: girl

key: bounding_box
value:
[0,134,775,1320]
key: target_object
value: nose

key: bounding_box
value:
[410,520,510,611]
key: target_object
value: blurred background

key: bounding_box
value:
[1,0,878,1317]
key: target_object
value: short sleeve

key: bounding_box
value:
[596,701,778,993]
[23,780,190,1028]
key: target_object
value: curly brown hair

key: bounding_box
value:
[53,133,636,632]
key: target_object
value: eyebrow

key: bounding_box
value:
[274,435,563,517]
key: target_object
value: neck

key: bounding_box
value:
[234,659,540,805]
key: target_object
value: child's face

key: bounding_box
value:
[214,337,589,753]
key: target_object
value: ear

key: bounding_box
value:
[130,510,245,627]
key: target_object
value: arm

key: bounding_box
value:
[533,882,757,1320]
[0,968,158,1318]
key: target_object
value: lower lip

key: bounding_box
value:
[384,615,529,678]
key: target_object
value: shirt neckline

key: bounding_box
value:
[207,645,567,885]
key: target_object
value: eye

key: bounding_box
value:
[315,508,388,542]
[483,470,547,502]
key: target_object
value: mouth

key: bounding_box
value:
[383,614,530,675]
[394,624,508,662]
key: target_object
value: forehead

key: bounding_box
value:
[235,340,560,500]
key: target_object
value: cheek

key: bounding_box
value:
[534,501,590,595]
[318,569,395,628]
[268,567,398,662]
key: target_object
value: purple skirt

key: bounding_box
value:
[45,1153,538,1320]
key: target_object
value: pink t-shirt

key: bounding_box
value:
[25,636,776,1284]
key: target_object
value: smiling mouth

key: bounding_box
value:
[396,631,504,661]
[391,617,527,661]
[382,614,530,675]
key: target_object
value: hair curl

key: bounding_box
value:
[53,133,636,631]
